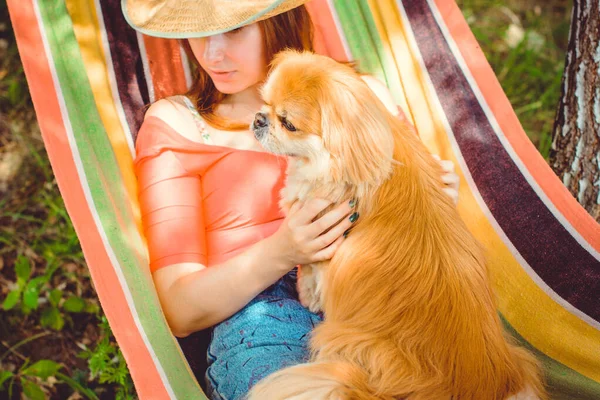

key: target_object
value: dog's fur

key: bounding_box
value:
[250,50,545,400]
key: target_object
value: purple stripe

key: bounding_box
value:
[99,0,149,142]
[401,0,600,321]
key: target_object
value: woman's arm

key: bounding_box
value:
[153,198,354,337]
[152,236,289,337]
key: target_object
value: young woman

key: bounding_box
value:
[124,1,459,399]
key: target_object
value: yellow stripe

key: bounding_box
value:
[64,0,144,243]
[362,0,412,125]
[371,0,600,382]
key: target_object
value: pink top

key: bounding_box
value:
[134,116,288,272]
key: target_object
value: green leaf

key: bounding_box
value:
[22,360,62,380]
[21,301,33,316]
[22,280,40,310]
[55,372,99,400]
[88,341,112,378]
[30,276,49,287]
[48,289,62,308]
[99,366,115,384]
[63,296,85,313]
[40,307,64,331]
[8,81,23,106]
[15,255,31,282]
[21,379,46,400]
[0,370,14,389]
[84,301,100,315]
[2,290,20,311]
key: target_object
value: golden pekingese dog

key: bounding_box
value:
[250,50,545,400]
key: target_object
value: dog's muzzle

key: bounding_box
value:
[253,112,269,140]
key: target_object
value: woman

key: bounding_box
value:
[123,1,459,399]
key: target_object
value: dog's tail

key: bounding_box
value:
[247,360,383,400]
[505,342,547,399]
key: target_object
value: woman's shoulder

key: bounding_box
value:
[360,75,400,117]
[142,96,203,142]
[135,96,214,167]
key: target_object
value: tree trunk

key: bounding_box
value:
[549,0,600,221]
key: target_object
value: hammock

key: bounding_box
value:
[7,0,600,398]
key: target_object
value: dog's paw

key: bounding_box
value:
[304,292,322,314]
[297,270,323,313]
[304,297,322,314]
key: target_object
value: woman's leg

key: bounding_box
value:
[205,269,322,400]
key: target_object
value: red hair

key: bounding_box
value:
[180,5,314,131]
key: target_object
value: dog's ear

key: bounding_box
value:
[269,49,303,72]
[321,75,395,186]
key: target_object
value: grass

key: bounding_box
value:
[457,0,572,158]
[0,0,572,398]
[0,0,135,397]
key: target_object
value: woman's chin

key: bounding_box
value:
[213,81,249,95]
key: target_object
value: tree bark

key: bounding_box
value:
[549,0,600,221]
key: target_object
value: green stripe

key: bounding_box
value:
[333,0,385,79]
[332,0,405,106]
[37,1,205,398]
[357,1,410,107]
[501,315,600,399]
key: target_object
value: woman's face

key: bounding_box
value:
[189,23,267,95]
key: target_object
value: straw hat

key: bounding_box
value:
[122,0,309,38]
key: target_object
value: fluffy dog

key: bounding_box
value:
[250,50,545,400]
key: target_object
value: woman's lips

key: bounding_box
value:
[209,70,236,81]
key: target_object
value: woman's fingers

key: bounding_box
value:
[433,155,460,204]
[293,198,333,226]
[306,199,355,239]
[288,199,304,215]
[285,198,357,264]
[311,234,345,262]
[443,187,459,205]
[313,209,356,250]
[441,172,460,188]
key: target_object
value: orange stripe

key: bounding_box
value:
[433,0,600,252]
[143,35,188,100]
[309,8,329,56]
[7,2,170,398]
[306,0,350,62]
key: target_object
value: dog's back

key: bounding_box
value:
[309,114,544,399]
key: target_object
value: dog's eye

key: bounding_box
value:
[281,118,297,132]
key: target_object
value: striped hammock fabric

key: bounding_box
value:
[7,0,600,398]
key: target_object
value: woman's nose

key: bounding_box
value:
[203,34,226,62]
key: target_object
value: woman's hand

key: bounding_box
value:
[270,198,357,268]
[433,155,460,205]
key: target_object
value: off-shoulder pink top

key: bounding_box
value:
[134,116,288,272]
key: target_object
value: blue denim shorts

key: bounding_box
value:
[205,269,323,400]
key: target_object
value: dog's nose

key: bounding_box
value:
[253,112,268,129]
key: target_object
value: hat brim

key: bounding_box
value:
[121,0,308,39]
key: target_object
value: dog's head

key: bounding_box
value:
[253,50,395,186]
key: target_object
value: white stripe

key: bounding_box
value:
[137,31,155,103]
[326,0,353,60]
[32,1,179,397]
[92,0,135,157]
[395,0,600,332]
[425,0,600,263]
[180,43,193,90]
